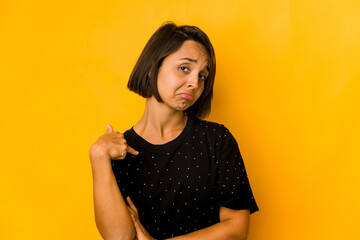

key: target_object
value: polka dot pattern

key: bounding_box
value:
[111,116,258,239]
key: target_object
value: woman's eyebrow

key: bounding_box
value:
[179,57,197,63]
[179,57,209,72]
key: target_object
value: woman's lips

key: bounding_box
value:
[178,93,194,101]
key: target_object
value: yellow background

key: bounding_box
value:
[1,0,359,239]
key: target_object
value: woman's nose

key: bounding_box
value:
[186,74,199,89]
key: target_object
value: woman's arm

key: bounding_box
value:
[128,196,250,240]
[166,207,250,240]
[90,125,138,240]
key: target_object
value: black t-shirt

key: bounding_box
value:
[111,116,259,239]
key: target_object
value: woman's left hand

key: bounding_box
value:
[126,197,157,240]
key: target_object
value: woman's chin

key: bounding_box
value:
[174,102,192,111]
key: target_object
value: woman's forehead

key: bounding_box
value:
[169,40,209,65]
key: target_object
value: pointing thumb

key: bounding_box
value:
[106,124,114,134]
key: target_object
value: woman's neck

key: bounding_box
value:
[133,97,188,145]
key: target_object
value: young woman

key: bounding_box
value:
[89,22,259,240]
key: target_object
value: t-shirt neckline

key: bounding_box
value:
[128,115,194,152]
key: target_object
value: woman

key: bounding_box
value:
[89,22,259,240]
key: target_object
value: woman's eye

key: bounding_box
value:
[180,66,189,72]
[199,74,207,81]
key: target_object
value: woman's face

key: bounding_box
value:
[156,40,209,112]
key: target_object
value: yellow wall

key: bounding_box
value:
[1,0,359,239]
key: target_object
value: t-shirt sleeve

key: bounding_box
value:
[215,126,259,214]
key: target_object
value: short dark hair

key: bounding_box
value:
[127,22,216,119]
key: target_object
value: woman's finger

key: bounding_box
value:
[105,124,114,134]
[126,196,139,216]
[131,214,142,235]
[127,145,139,155]
[131,214,154,240]
[127,206,137,217]
[110,147,127,160]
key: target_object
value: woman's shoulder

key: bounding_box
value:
[190,116,233,139]
[191,116,227,131]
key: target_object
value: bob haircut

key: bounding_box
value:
[127,22,216,119]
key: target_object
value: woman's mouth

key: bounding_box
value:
[177,93,194,101]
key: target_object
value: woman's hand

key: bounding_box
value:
[126,197,157,240]
[89,124,139,164]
